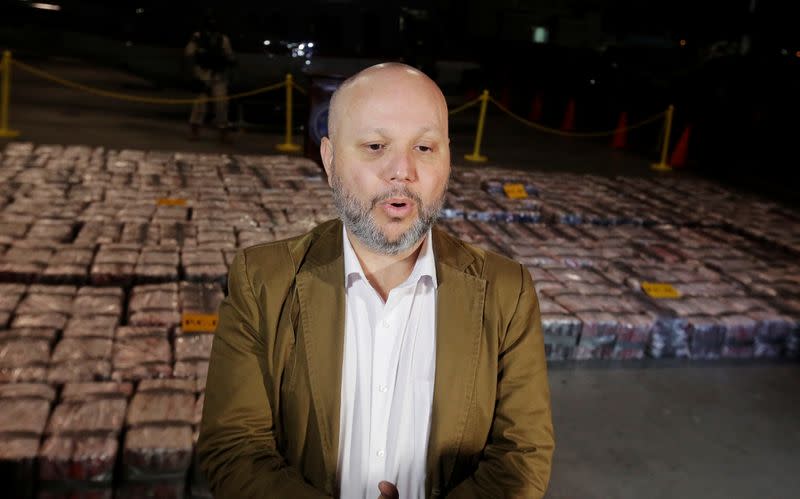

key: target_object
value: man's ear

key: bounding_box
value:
[320,137,334,186]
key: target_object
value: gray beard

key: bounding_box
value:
[330,167,445,256]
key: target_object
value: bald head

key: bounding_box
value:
[326,63,448,142]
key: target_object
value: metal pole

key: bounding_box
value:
[276,73,301,152]
[651,105,674,171]
[464,89,489,163]
[0,50,20,138]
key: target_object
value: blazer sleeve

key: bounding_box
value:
[197,251,330,499]
[447,263,555,499]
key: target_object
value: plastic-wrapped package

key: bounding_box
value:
[184,264,228,283]
[686,316,726,360]
[89,263,135,286]
[127,392,196,426]
[38,434,118,482]
[0,283,26,311]
[0,339,50,369]
[115,326,169,340]
[647,313,690,359]
[41,264,89,283]
[76,286,124,300]
[0,398,51,435]
[750,310,794,358]
[159,222,195,247]
[138,249,180,267]
[120,222,159,245]
[180,282,224,315]
[128,310,181,328]
[51,338,113,363]
[610,313,655,360]
[1,327,58,342]
[123,425,194,480]
[48,361,112,383]
[94,245,140,265]
[138,379,195,394]
[72,294,122,318]
[574,312,619,360]
[674,281,744,298]
[129,283,179,312]
[0,364,48,383]
[0,382,56,401]
[180,249,224,267]
[718,315,757,359]
[12,312,68,330]
[61,382,133,402]
[174,334,214,362]
[62,317,118,340]
[541,313,581,361]
[173,360,209,382]
[112,335,172,381]
[135,264,180,283]
[46,398,127,435]
[0,261,43,282]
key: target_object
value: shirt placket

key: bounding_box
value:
[366,288,400,489]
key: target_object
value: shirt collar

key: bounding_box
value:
[342,225,438,290]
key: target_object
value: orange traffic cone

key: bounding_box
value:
[529,92,544,122]
[669,125,691,167]
[612,111,628,149]
[561,98,576,131]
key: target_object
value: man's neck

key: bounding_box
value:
[346,229,426,302]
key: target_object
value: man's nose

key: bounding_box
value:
[387,150,417,183]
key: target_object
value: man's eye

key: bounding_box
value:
[366,144,384,151]
[417,145,433,153]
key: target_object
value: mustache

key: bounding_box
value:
[370,186,423,209]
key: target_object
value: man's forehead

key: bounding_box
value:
[328,63,448,140]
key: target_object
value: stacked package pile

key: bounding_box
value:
[1,142,799,496]
[120,379,196,498]
[0,383,56,498]
[38,382,131,498]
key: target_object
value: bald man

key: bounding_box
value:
[198,63,554,499]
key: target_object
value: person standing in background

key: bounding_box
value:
[185,13,235,142]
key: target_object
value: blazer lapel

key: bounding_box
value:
[427,228,487,493]
[294,221,345,491]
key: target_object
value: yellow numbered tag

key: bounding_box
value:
[641,282,681,299]
[182,313,219,333]
[503,183,528,199]
[157,198,187,206]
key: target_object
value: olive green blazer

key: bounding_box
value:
[198,219,554,498]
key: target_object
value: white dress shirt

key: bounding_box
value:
[337,226,437,499]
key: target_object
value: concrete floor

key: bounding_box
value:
[547,362,800,499]
[2,57,799,499]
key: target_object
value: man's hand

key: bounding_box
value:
[377,481,399,499]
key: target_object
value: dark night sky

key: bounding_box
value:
[5,0,800,52]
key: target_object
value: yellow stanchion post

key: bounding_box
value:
[276,73,301,153]
[464,89,489,163]
[0,50,20,138]
[651,104,674,171]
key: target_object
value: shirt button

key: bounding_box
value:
[377,450,385,458]
[381,320,390,328]
[378,385,388,393]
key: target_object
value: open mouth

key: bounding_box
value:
[381,197,414,217]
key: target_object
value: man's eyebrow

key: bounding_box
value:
[360,126,442,137]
